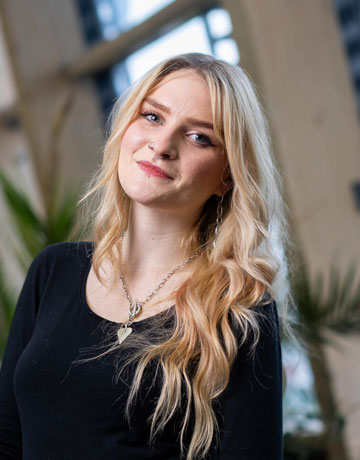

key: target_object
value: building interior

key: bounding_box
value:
[0,1,360,458]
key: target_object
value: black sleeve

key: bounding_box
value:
[210,300,283,460]
[0,250,49,459]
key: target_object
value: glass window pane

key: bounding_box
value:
[96,1,115,23]
[120,0,174,27]
[283,344,324,435]
[125,17,212,83]
[95,0,175,39]
[103,24,121,40]
[112,62,130,95]
[206,8,233,39]
[214,38,240,65]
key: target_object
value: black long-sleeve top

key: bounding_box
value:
[0,242,283,459]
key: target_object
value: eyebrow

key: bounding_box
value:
[144,98,214,131]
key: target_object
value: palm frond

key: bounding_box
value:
[0,259,16,348]
[0,170,82,357]
[0,170,45,259]
[292,258,360,343]
[47,187,81,243]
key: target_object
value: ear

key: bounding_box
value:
[216,165,233,197]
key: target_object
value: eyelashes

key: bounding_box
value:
[140,111,161,124]
[139,111,215,147]
[188,133,215,146]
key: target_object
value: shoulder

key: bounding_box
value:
[249,299,283,386]
[32,241,93,268]
[253,298,281,342]
[226,298,283,395]
[26,241,94,288]
[229,298,282,378]
[231,297,280,347]
[250,299,282,362]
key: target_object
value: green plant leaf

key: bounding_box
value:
[0,170,46,259]
[292,256,360,342]
[47,188,80,243]
[0,170,82,359]
[0,259,16,346]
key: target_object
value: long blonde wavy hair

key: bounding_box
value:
[80,53,292,460]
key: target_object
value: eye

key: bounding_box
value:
[189,133,215,147]
[140,111,161,124]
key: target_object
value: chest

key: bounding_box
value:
[13,310,165,449]
[85,265,179,324]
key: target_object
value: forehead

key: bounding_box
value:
[144,69,212,116]
[154,68,206,88]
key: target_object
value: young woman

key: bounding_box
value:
[0,53,291,459]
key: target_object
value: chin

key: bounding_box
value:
[123,184,168,206]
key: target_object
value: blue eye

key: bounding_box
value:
[190,133,214,146]
[140,112,161,123]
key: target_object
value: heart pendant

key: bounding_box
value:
[117,326,133,344]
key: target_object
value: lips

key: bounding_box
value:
[137,161,173,179]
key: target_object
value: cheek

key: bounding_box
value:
[120,122,147,153]
[183,156,225,185]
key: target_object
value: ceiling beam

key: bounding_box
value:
[66,0,217,79]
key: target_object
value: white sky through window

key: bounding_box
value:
[126,17,212,83]
[121,0,174,26]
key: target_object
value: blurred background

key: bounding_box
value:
[0,0,359,459]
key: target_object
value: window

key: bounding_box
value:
[94,0,175,39]
[76,0,239,111]
[283,344,323,436]
[120,8,239,88]
[333,0,360,112]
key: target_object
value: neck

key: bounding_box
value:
[120,202,199,280]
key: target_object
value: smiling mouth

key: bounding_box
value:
[137,161,173,179]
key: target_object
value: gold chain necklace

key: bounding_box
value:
[117,232,200,344]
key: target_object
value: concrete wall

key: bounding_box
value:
[0,0,104,201]
[0,17,36,292]
[0,17,15,110]
[0,0,105,291]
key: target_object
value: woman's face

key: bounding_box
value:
[118,69,228,218]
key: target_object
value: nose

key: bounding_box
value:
[148,131,178,160]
